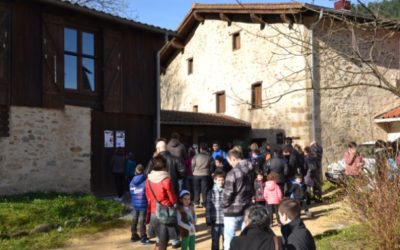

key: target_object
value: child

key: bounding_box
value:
[279,199,316,250]
[177,190,196,250]
[210,156,231,175]
[129,165,151,244]
[290,174,313,218]
[264,172,283,226]
[253,170,266,205]
[206,171,225,250]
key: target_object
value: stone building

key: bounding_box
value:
[0,0,171,195]
[160,3,400,165]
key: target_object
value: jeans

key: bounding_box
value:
[223,216,243,250]
[150,214,174,250]
[211,224,224,250]
[266,204,280,225]
[193,175,210,206]
[131,209,146,238]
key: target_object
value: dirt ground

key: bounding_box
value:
[57,193,349,250]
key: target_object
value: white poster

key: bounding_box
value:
[104,130,114,148]
[116,130,125,148]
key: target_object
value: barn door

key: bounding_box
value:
[42,14,64,108]
[0,6,10,105]
[103,30,123,113]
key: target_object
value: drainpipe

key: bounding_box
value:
[156,51,161,138]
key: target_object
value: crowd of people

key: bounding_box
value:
[116,132,324,250]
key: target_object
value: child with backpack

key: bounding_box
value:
[264,172,283,226]
[253,170,266,206]
[290,174,313,218]
[129,164,151,244]
[177,190,197,250]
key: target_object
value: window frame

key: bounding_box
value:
[251,82,262,109]
[232,32,241,50]
[216,91,226,113]
[63,26,97,95]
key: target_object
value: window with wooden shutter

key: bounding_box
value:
[0,6,10,105]
[251,82,262,109]
[232,32,240,50]
[103,29,123,113]
[216,91,225,113]
[187,58,193,75]
[42,14,65,109]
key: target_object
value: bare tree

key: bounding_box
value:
[62,0,135,19]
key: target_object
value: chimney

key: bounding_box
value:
[334,0,351,10]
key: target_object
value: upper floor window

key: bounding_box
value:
[251,82,262,109]
[64,28,95,92]
[187,57,193,75]
[216,91,226,113]
[232,32,240,50]
[193,105,198,112]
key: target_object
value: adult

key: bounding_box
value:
[191,143,212,208]
[264,148,286,195]
[293,144,305,176]
[249,143,265,173]
[223,149,254,250]
[211,142,227,161]
[125,152,137,185]
[230,205,281,250]
[344,142,364,177]
[145,155,177,250]
[279,199,316,250]
[145,139,186,197]
[310,141,323,200]
[110,147,126,199]
[167,132,187,160]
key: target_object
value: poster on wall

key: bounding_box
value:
[104,130,114,148]
[116,130,125,148]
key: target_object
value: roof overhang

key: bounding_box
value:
[374,118,400,123]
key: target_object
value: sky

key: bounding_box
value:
[127,0,368,30]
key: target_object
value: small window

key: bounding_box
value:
[232,32,240,50]
[64,28,96,92]
[187,58,193,75]
[251,82,262,109]
[193,105,198,112]
[216,91,226,113]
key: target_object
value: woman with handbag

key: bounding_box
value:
[146,155,177,250]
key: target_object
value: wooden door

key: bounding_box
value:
[91,111,155,195]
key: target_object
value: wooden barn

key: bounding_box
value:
[0,0,172,195]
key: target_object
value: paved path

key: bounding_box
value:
[58,198,348,250]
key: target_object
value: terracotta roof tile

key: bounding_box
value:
[161,110,251,128]
[376,106,400,119]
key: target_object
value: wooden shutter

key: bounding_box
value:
[0,6,10,105]
[217,92,225,113]
[103,29,123,113]
[42,14,64,108]
[252,83,262,108]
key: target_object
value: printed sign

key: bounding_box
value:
[116,130,125,148]
[104,130,114,148]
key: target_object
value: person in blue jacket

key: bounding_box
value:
[129,164,151,245]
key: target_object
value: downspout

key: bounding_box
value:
[310,9,323,142]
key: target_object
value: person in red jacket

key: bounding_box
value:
[344,142,364,177]
[146,155,177,250]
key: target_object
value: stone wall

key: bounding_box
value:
[161,19,313,147]
[0,105,91,195]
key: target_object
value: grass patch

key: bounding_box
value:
[0,193,128,250]
[316,225,373,250]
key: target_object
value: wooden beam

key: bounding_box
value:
[170,39,185,50]
[193,12,205,22]
[250,13,266,30]
[219,13,232,26]
[280,14,294,29]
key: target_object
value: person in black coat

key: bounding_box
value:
[264,148,286,195]
[230,205,281,250]
[279,199,316,250]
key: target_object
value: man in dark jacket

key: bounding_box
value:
[167,132,187,160]
[145,138,186,198]
[223,149,254,250]
[191,143,212,207]
[230,205,281,250]
[279,199,316,250]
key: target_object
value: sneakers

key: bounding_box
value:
[172,242,181,249]
[130,234,140,242]
[140,237,152,245]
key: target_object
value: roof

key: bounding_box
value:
[160,2,390,68]
[161,110,251,128]
[375,106,400,119]
[34,0,175,36]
